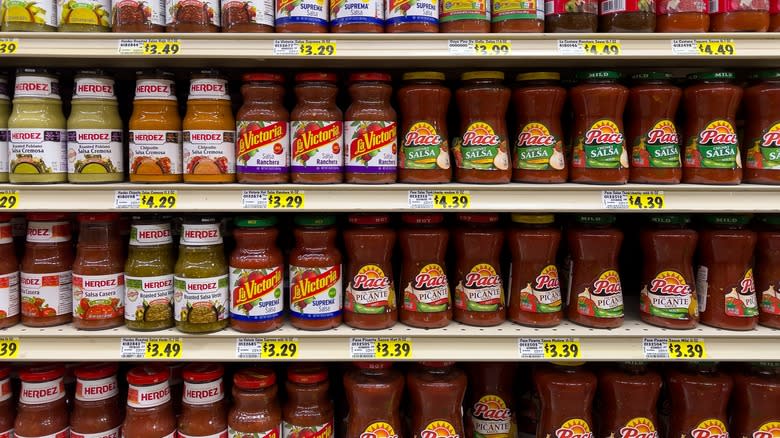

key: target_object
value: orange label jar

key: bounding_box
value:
[710,0,769,30]
[179,364,228,438]
[123,366,177,438]
[71,363,122,438]
[0,214,19,330]
[15,365,69,438]
[744,71,780,184]
[183,71,236,183]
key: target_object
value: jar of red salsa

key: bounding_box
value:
[344,214,397,330]
[757,216,780,329]
[454,72,511,184]
[453,213,506,327]
[166,0,220,31]
[598,363,662,438]
[666,364,733,438]
[229,217,284,333]
[275,0,328,31]
[407,362,467,438]
[570,71,629,185]
[731,363,780,438]
[0,366,12,438]
[344,363,404,438]
[71,363,121,438]
[656,0,709,31]
[492,0,543,31]
[123,365,176,438]
[179,364,228,438]
[512,72,567,183]
[599,0,655,30]
[385,0,438,31]
[683,72,743,185]
[744,71,780,184]
[440,0,490,31]
[330,0,383,31]
[507,214,563,328]
[289,215,342,331]
[628,72,683,184]
[545,0,598,31]
[534,363,597,438]
[772,0,780,28]
[21,213,72,328]
[0,214,19,329]
[710,0,768,30]
[399,214,452,329]
[283,366,334,438]
[222,0,274,31]
[229,368,281,438]
[16,365,69,438]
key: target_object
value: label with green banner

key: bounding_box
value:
[746,121,780,170]
[640,270,696,321]
[632,119,681,168]
[685,120,740,169]
[513,122,565,171]
[453,121,509,171]
[572,119,627,169]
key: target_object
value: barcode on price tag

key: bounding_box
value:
[350,337,412,359]
[448,40,511,56]
[643,338,707,359]
[121,337,182,359]
[519,338,581,359]
[242,190,305,209]
[408,190,470,209]
[115,190,177,209]
[602,191,664,209]
[236,338,263,359]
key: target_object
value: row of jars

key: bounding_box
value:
[3,68,780,186]
[3,0,779,33]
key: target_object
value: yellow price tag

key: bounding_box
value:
[473,41,511,56]
[267,191,305,209]
[262,339,298,359]
[143,40,181,55]
[0,338,19,359]
[697,40,735,56]
[140,191,177,209]
[433,192,470,209]
[144,338,182,359]
[627,192,665,209]
[543,340,581,359]
[583,40,622,56]
[299,41,336,56]
[375,339,412,359]
[668,339,706,359]
[0,191,19,209]
[0,39,18,55]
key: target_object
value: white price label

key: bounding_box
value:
[120,337,183,359]
[602,191,664,209]
[643,338,707,359]
[115,190,177,209]
[273,40,336,56]
[118,39,181,55]
[408,190,470,209]
[558,39,621,56]
[236,338,263,359]
[242,190,305,209]
[448,40,511,56]
[350,337,413,359]
[518,338,581,359]
[672,39,736,56]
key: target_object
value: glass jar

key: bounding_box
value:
[2,0,56,30]
[492,0,544,31]
[283,365,334,438]
[744,71,780,184]
[15,365,69,438]
[330,0,383,31]
[222,0,273,31]
[123,365,177,438]
[229,368,282,437]
[599,0,655,31]
[71,363,122,438]
[58,0,112,31]
[179,364,228,438]
[0,214,19,330]
[656,0,708,31]
[385,0,438,31]
[166,0,220,31]
[113,0,165,30]
[710,0,769,30]
[0,366,12,438]
[545,0,597,31]
[440,0,490,31]
[0,76,9,183]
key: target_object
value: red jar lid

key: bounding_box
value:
[355,362,392,370]
[183,363,224,383]
[19,364,65,382]
[78,213,120,222]
[420,361,455,368]
[234,368,276,389]
[349,72,391,83]
[243,73,285,83]
[74,363,118,380]
[457,213,499,224]
[401,214,444,225]
[295,72,337,83]
[348,214,390,225]
[0,366,10,380]
[127,365,170,386]
[288,365,328,384]
[26,213,69,221]
[0,214,13,222]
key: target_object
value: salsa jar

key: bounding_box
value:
[512,72,567,183]
[454,71,511,184]
[330,0,383,31]
[534,364,597,438]
[566,214,625,329]
[16,365,69,438]
[599,0,655,31]
[113,0,165,30]
[667,364,733,438]
[744,71,780,184]
[408,362,467,438]
[229,216,284,333]
[275,0,327,31]
[545,0,597,31]
[397,72,452,184]
[166,0,219,31]
[731,364,780,438]
[465,363,517,438]
[174,217,229,334]
[399,214,452,329]
[123,365,177,438]
[71,363,122,438]
[9,69,67,184]
[73,213,125,330]
[0,77,9,184]
[0,215,19,330]
[710,0,769,30]
[0,366,12,438]
[236,73,289,184]
[639,215,699,330]
[125,218,175,331]
[773,0,780,29]
[291,73,343,184]
[289,215,342,331]
[570,71,630,185]
[129,71,183,183]
[598,363,662,438]
[628,72,683,184]
[229,368,281,437]
[2,0,56,30]
[222,0,273,31]
[453,214,506,327]
[657,0,708,30]
[507,214,562,328]
[179,364,228,438]
[440,0,490,31]
[344,363,403,438]
[757,215,780,329]
[21,213,73,328]
[492,0,543,31]
[697,214,758,331]
[58,0,111,31]
[283,366,334,438]
[683,72,743,185]
[183,71,235,183]
[344,214,397,330]
[385,0,438,31]
[345,73,398,184]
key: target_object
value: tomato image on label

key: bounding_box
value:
[752,421,780,438]
[519,264,562,314]
[686,120,741,170]
[289,265,342,319]
[345,121,397,173]
[346,264,395,315]
[124,275,174,323]
[455,263,503,313]
[385,0,438,25]
[555,419,593,438]
[618,418,658,438]
[400,122,450,170]
[282,421,333,438]
[471,395,512,438]
[513,122,565,171]
[236,121,289,174]
[403,263,450,313]
[229,266,284,322]
[577,269,624,318]
[690,419,729,438]
[572,120,628,169]
[640,270,696,321]
[725,268,759,317]
[275,0,328,26]
[454,122,509,171]
[632,120,681,168]
[291,121,343,173]
[360,422,398,438]
[746,122,780,170]
[73,273,125,321]
[420,421,459,438]
[229,427,280,438]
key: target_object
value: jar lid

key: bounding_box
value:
[355,362,392,370]
[74,363,118,380]
[702,214,751,226]
[751,70,780,80]
[511,214,555,224]
[0,366,9,380]
[401,213,444,225]
[457,213,499,224]
[759,215,780,226]
[348,214,390,225]
[183,363,224,383]
[78,213,120,222]
[19,364,65,382]
[16,67,55,76]
[577,71,621,81]
[294,215,336,227]
[462,71,504,81]
[649,214,691,225]
[295,72,338,83]
[235,216,277,228]
[420,361,455,367]
[687,71,735,82]
[516,72,560,82]
[288,365,328,384]
[575,214,616,225]
[234,368,276,389]
[403,71,445,81]
[0,213,13,222]
[26,212,69,221]
[349,72,391,82]
[243,73,285,83]
[127,365,170,386]
[632,72,672,81]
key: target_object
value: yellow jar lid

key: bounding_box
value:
[516,72,560,82]
[403,71,446,81]
[511,214,555,224]
[462,71,504,81]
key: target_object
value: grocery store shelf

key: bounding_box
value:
[2,182,780,212]
[3,33,780,68]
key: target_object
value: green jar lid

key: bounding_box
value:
[575,214,616,225]
[702,214,752,227]
[687,71,735,82]
[632,72,672,81]
[294,215,336,227]
[751,70,780,80]
[649,214,691,226]
[758,215,780,226]
[577,71,621,81]
[235,216,277,228]
[511,214,555,224]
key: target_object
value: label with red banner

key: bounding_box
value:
[76,375,118,402]
[576,269,624,318]
[73,273,125,322]
[345,121,397,174]
[128,381,170,408]
[188,78,229,100]
[229,427,280,438]
[0,377,11,402]
[21,270,72,317]
[183,379,224,405]
[282,421,333,438]
[455,263,504,313]
[26,221,70,243]
[229,266,284,322]
[545,0,597,14]
[657,0,706,13]
[599,0,655,14]
[183,130,235,176]
[236,121,289,174]
[289,265,342,320]
[291,121,343,173]
[403,264,450,314]
[20,378,65,404]
[346,264,395,315]
[181,223,222,246]
[746,122,780,170]
[710,0,768,12]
